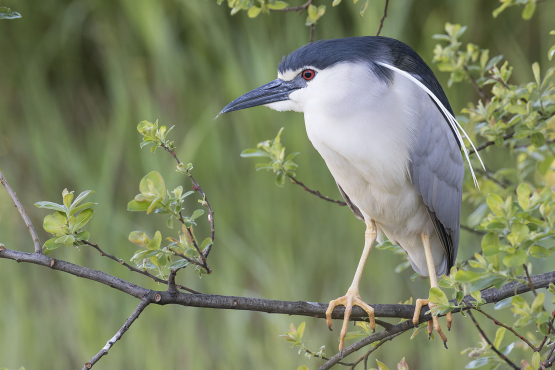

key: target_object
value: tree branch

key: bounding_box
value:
[1,245,554,322]
[467,309,519,370]
[375,0,389,37]
[270,0,313,13]
[0,170,42,254]
[83,295,150,369]
[463,65,490,103]
[288,176,347,206]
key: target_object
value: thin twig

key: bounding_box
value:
[310,24,315,43]
[288,176,347,206]
[348,331,403,369]
[160,143,215,258]
[469,132,515,155]
[463,65,490,103]
[466,309,519,370]
[375,0,389,36]
[0,170,42,254]
[544,341,555,369]
[476,169,513,189]
[83,296,150,369]
[538,314,555,352]
[472,132,515,155]
[470,307,536,350]
[83,240,200,294]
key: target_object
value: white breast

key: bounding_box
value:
[300,63,446,276]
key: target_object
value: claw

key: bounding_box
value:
[325,290,375,351]
[414,298,449,348]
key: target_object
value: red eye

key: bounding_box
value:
[302,69,315,81]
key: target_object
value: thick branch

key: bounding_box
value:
[0,170,42,254]
[83,296,150,369]
[1,246,554,322]
[288,176,347,206]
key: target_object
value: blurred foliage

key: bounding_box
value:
[0,6,20,19]
[1,0,555,369]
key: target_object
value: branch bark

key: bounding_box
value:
[0,170,42,254]
[1,245,554,322]
[375,0,389,37]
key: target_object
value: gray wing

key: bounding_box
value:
[408,97,464,273]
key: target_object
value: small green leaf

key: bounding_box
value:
[200,237,213,251]
[532,352,540,369]
[168,259,189,269]
[530,245,551,258]
[248,6,262,17]
[517,183,530,210]
[63,190,74,210]
[74,208,94,230]
[486,194,505,216]
[454,270,481,283]
[127,200,151,212]
[332,0,342,6]
[0,7,21,19]
[530,132,545,147]
[35,201,67,214]
[55,235,75,248]
[129,231,149,246]
[43,214,65,236]
[75,231,90,241]
[503,250,527,267]
[241,148,270,157]
[69,202,96,216]
[190,209,205,220]
[429,287,449,306]
[493,327,505,348]
[139,171,166,198]
[43,237,63,255]
[531,293,545,312]
[297,321,305,340]
[267,1,289,10]
[522,0,536,20]
[146,231,162,250]
[376,360,390,370]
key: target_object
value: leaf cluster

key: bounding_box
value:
[241,127,299,187]
[35,189,96,255]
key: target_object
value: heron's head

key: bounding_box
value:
[219,37,396,115]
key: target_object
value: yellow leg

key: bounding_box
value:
[412,232,449,348]
[325,220,377,352]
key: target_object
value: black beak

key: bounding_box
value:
[219,78,301,114]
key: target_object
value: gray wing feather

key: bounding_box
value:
[409,97,464,272]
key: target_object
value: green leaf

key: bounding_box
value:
[454,270,481,283]
[69,202,96,216]
[359,0,370,17]
[129,231,149,246]
[530,132,545,147]
[0,7,21,19]
[332,0,342,6]
[241,148,270,157]
[43,214,66,236]
[146,197,163,214]
[127,200,151,212]
[146,231,162,250]
[43,237,63,255]
[429,287,449,306]
[247,6,262,18]
[200,237,213,251]
[517,183,530,210]
[74,209,94,230]
[503,250,527,267]
[168,259,189,269]
[131,249,159,263]
[297,367,310,370]
[465,357,489,368]
[72,190,94,208]
[297,322,305,340]
[276,171,286,187]
[493,327,505,348]
[190,209,205,220]
[481,232,500,256]
[532,352,540,369]
[548,45,555,61]
[531,293,544,312]
[55,235,75,248]
[267,1,289,10]
[376,360,389,370]
[35,201,67,214]
[522,0,536,20]
[486,194,504,216]
[139,171,166,198]
[62,190,74,210]
[467,275,506,292]
[74,231,90,241]
[530,245,551,258]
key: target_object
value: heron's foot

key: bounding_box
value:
[412,298,450,349]
[325,290,375,352]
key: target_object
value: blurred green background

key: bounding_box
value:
[1,0,554,369]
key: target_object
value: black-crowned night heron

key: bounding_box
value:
[220,37,484,351]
